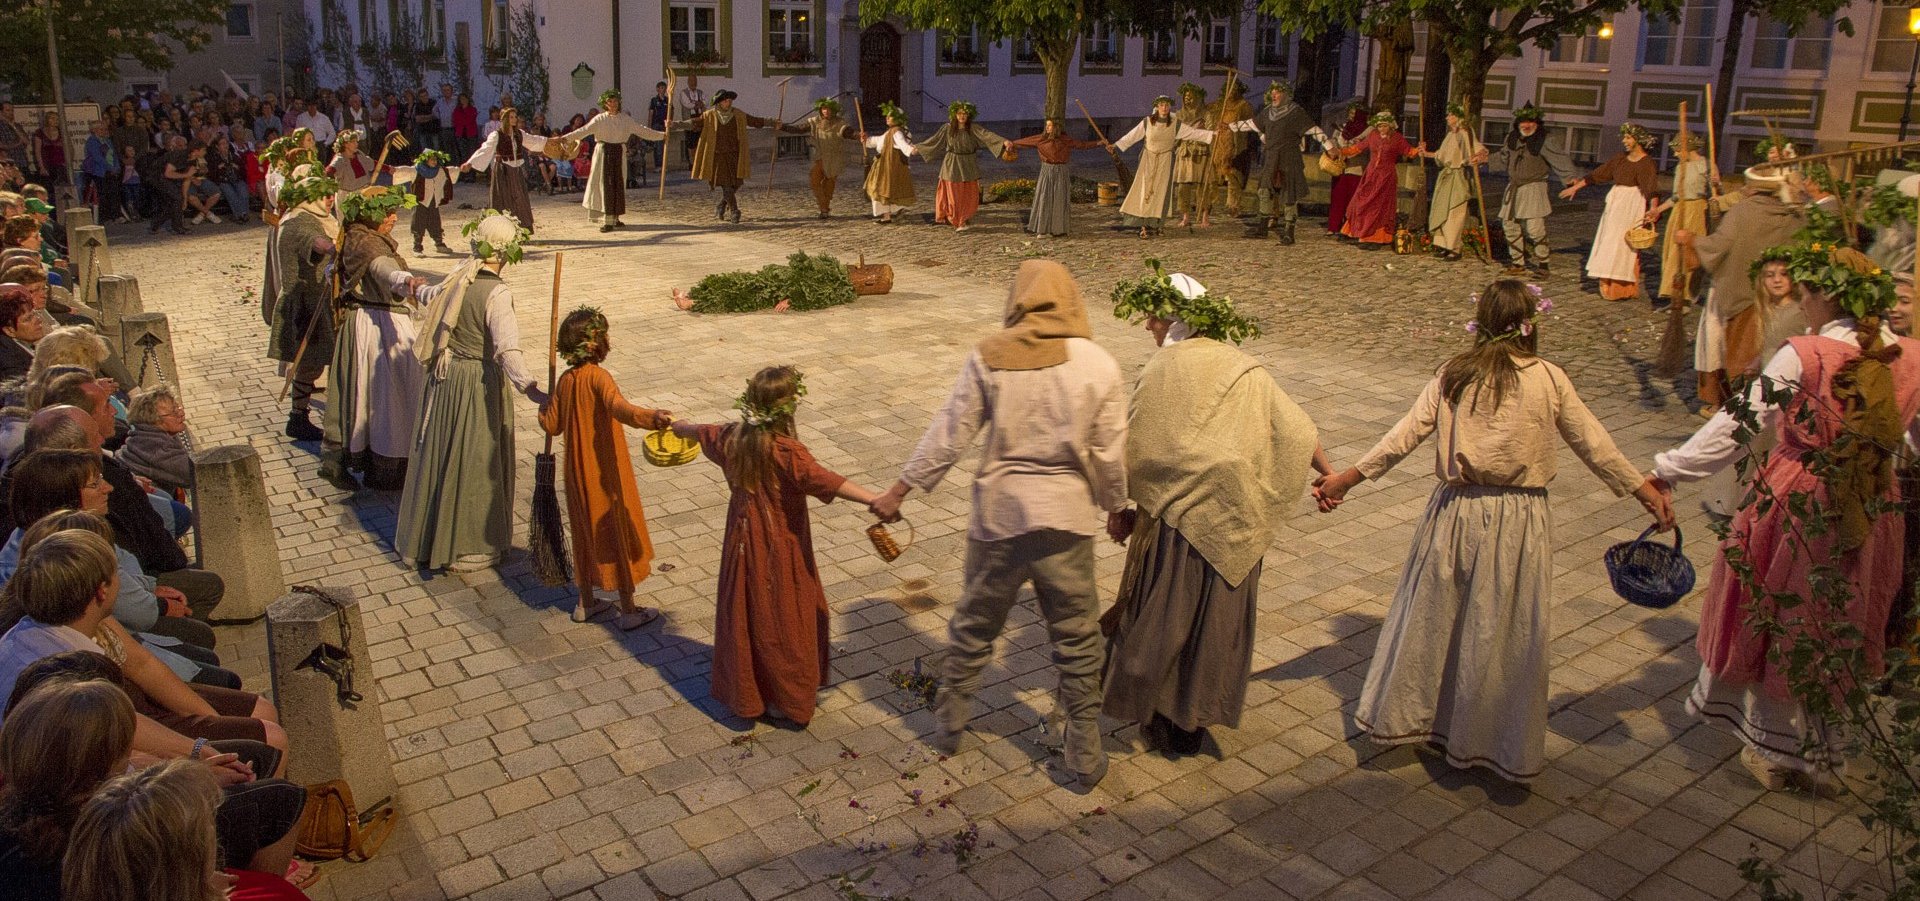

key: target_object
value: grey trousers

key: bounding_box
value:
[1503,215,1549,266]
[1256,190,1298,222]
[943,530,1106,766]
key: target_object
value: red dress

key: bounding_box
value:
[694,424,848,725]
[1325,111,1369,234]
[1697,334,1920,699]
[1339,129,1418,244]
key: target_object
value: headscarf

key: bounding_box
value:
[976,260,1091,371]
[1159,274,1204,346]
[279,174,340,243]
[415,213,526,376]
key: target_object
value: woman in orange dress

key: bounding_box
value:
[537,307,672,629]
[670,366,881,726]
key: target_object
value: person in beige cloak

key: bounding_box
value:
[1172,84,1216,229]
[1420,102,1487,262]
[1102,271,1328,756]
[682,90,777,223]
[1113,96,1216,238]
[863,102,916,223]
[781,97,859,219]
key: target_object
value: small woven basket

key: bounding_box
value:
[1625,224,1659,251]
[1605,525,1695,609]
[1317,151,1347,177]
[641,428,700,467]
[865,518,916,563]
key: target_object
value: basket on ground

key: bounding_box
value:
[1605,525,1695,609]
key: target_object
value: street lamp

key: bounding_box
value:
[1597,22,1614,39]
[1900,8,1920,141]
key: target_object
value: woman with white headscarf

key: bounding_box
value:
[394,211,549,572]
[1101,267,1328,755]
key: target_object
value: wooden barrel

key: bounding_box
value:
[1097,182,1121,205]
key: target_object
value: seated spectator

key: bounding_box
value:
[0,260,102,328]
[0,289,40,382]
[6,653,311,889]
[0,217,42,271]
[118,384,193,495]
[0,678,134,901]
[0,529,285,761]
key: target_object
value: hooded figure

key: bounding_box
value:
[1228,82,1338,243]
[269,174,342,442]
[1102,272,1323,755]
[873,260,1128,790]
[395,212,550,572]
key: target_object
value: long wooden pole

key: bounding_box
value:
[658,69,674,201]
[851,92,870,167]
[548,252,563,399]
[1074,98,1129,186]
[1199,66,1240,223]
[1467,127,1493,262]
[1703,85,1720,202]
[766,77,791,197]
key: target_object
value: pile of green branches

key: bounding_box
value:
[687,251,857,313]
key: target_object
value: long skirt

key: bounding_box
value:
[324,304,423,478]
[1027,162,1073,236]
[1102,515,1259,732]
[488,164,535,232]
[259,224,281,325]
[1355,483,1554,783]
[1326,173,1360,233]
[1658,198,1708,299]
[1586,184,1647,299]
[934,179,980,226]
[394,357,513,568]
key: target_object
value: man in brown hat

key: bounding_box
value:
[680,89,777,223]
[871,260,1128,791]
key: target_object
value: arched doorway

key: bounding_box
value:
[859,23,901,120]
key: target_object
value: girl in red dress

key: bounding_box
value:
[671,367,881,725]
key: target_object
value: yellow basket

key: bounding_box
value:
[1625,224,1659,251]
[641,428,699,467]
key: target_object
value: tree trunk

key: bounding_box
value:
[1712,0,1753,174]
[1038,32,1077,122]
[1373,19,1415,119]
[1411,22,1451,229]
[1451,50,1491,122]
[1296,26,1345,118]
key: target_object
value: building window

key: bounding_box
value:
[1561,125,1601,164]
[1547,25,1610,64]
[420,0,446,53]
[939,25,984,69]
[1750,14,1832,70]
[1144,30,1181,69]
[768,0,814,64]
[1641,0,1719,67]
[669,2,723,65]
[226,3,256,40]
[481,0,509,65]
[1012,36,1043,72]
[1082,22,1121,69]
[1871,2,1916,73]
[1203,18,1235,67]
[1254,16,1290,71]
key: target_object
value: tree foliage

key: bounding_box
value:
[857,0,1241,121]
[316,0,361,90]
[0,0,230,100]
[503,2,549,121]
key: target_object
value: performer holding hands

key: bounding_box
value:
[561,89,669,232]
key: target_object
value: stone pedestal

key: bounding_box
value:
[69,226,108,310]
[63,207,94,252]
[189,445,286,622]
[96,274,144,361]
[121,313,178,390]
[266,586,397,811]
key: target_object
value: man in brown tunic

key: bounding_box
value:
[683,89,775,223]
[782,97,858,219]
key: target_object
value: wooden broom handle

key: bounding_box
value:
[544,252,563,453]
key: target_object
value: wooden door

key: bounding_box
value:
[859,24,901,119]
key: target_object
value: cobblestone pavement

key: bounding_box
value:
[106,161,1887,901]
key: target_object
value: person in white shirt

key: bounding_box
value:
[678,75,707,165]
[292,101,335,147]
[871,260,1127,791]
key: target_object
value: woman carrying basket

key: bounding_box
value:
[1559,123,1661,301]
[1315,278,1674,783]
[1650,241,1920,794]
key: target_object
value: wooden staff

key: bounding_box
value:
[1074,98,1130,186]
[851,92,871,167]
[766,76,793,197]
[1199,66,1242,223]
[1467,125,1493,263]
[659,68,675,201]
[1703,86,1720,203]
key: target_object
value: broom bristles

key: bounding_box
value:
[1654,297,1692,378]
[529,452,571,587]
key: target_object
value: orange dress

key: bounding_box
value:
[537,363,670,593]
[694,424,847,725]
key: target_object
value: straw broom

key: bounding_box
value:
[1654,102,1695,378]
[529,252,571,587]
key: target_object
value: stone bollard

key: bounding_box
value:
[267,586,397,812]
[63,207,95,251]
[121,312,179,390]
[190,444,287,623]
[95,274,144,361]
[69,226,109,310]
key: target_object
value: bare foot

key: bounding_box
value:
[671,288,694,311]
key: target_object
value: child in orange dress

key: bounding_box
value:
[537,307,672,629]
[670,366,881,725]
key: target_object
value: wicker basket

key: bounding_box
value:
[848,253,893,296]
[999,145,1019,163]
[1317,151,1347,177]
[542,137,580,161]
[1625,224,1659,251]
[640,427,699,467]
[1605,525,1695,609]
[865,518,915,562]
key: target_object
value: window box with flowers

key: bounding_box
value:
[675,46,729,71]
[764,0,823,73]
[1144,31,1182,73]
[937,28,988,74]
[1081,23,1123,74]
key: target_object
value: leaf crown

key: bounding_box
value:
[460,210,533,265]
[339,186,418,223]
[1109,259,1261,345]
[1759,241,1895,320]
[734,370,808,427]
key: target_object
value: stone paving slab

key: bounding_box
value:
[102,166,1885,901]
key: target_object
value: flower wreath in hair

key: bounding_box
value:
[559,306,609,367]
[413,148,453,169]
[878,101,907,127]
[1368,108,1398,129]
[734,370,808,427]
[1763,240,1895,320]
[460,209,532,265]
[1618,122,1656,151]
[1110,259,1262,345]
[333,128,365,153]
[947,100,978,120]
[1465,283,1554,340]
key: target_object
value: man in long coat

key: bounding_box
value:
[683,90,776,224]
[1229,82,1337,244]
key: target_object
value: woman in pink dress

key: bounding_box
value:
[1652,242,1920,794]
[1337,110,1421,247]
